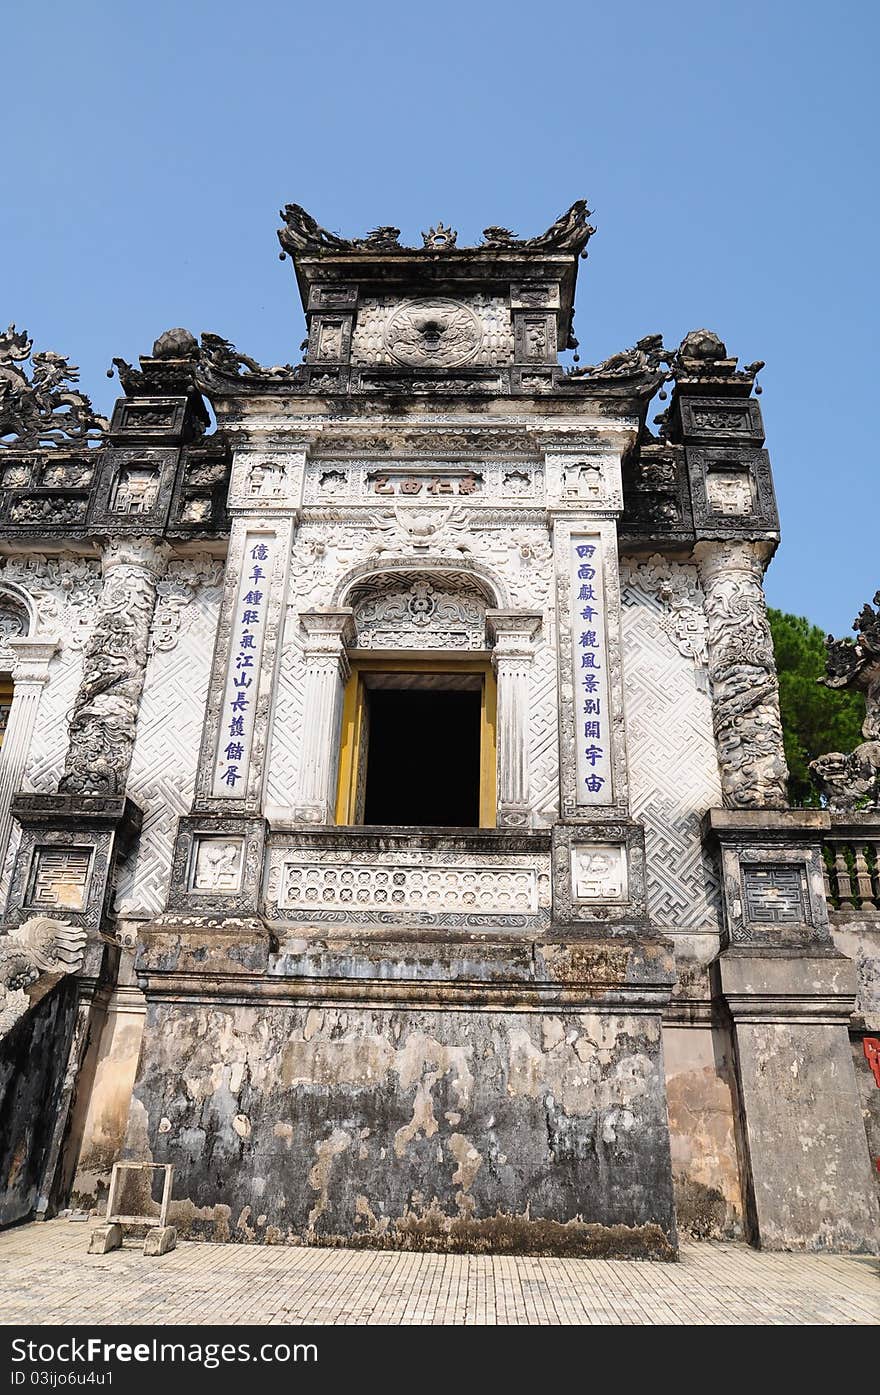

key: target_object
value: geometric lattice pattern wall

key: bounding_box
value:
[621,563,723,931]
[24,651,83,796]
[265,625,305,812]
[115,585,222,916]
[528,632,559,827]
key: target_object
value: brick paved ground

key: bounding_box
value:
[0,1221,877,1324]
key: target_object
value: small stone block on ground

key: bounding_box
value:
[143,1225,177,1257]
[87,1224,122,1255]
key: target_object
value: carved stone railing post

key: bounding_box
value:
[487,610,542,827]
[694,540,788,809]
[59,538,170,797]
[0,637,58,876]
[293,609,356,825]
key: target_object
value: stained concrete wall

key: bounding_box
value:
[124,1001,676,1255]
[68,980,146,1213]
[663,1025,743,1239]
[0,975,78,1226]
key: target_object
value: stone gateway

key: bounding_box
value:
[0,204,877,1255]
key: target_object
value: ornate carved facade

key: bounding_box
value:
[0,203,877,1256]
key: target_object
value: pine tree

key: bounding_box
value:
[768,609,865,805]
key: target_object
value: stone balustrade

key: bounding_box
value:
[822,813,880,913]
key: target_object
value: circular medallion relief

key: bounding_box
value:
[384,298,483,368]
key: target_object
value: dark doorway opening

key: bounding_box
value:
[362,688,481,827]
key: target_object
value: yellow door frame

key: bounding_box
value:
[335,655,497,828]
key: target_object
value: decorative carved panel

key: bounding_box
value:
[109,465,161,515]
[278,860,538,914]
[352,296,513,367]
[741,864,805,924]
[705,469,754,516]
[191,836,244,893]
[302,458,543,506]
[265,843,551,928]
[26,846,92,911]
[384,299,483,367]
[571,844,627,902]
[114,577,222,917]
[353,578,485,650]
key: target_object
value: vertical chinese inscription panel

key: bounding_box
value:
[212,531,276,798]
[570,533,613,806]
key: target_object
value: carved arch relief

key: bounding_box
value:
[333,557,507,614]
[0,584,35,659]
[346,572,493,651]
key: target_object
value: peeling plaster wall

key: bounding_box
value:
[125,1001,676,1255]
[663,1025,743,1239]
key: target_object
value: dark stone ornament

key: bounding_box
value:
[0,325,108,449]
[197,332,297,381]
[481,226,518,247]
[421,223,458,250]
[670,328,763,393]
[810,591,880,809]
[277,199,595,257]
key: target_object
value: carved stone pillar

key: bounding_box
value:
[59,538,170,797]
[293,609,356,825]
[487,610,542,828]
[0,637,59,875]
[694,540,788,809]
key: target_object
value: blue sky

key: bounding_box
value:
[3,0,876,636]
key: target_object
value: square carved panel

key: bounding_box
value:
[571,844,628,903]
[190,836,245,894]
[26,846,92,911]
[741,863,806,924]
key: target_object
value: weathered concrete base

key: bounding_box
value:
[144,1225,177,1256]
[124,929,678,1257]
[720,951,880,1253]
[88,1223,122,1254]
[281,1214,675,1258]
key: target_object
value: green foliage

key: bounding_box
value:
[768,609,865,805]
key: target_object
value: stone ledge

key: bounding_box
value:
[266,824,553,856]
[717,948,857,1022]
[133,928,676,1008]
[11,792,143,835]
[702,808,831,839]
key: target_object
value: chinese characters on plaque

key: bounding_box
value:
[571,534,613,805]
[368,472,480,496]
[212,532,275,798]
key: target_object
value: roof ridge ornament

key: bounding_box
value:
[109,329,303,397]
[0,324,108,450]
[421,222,458,250]
[277,199,595,257]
